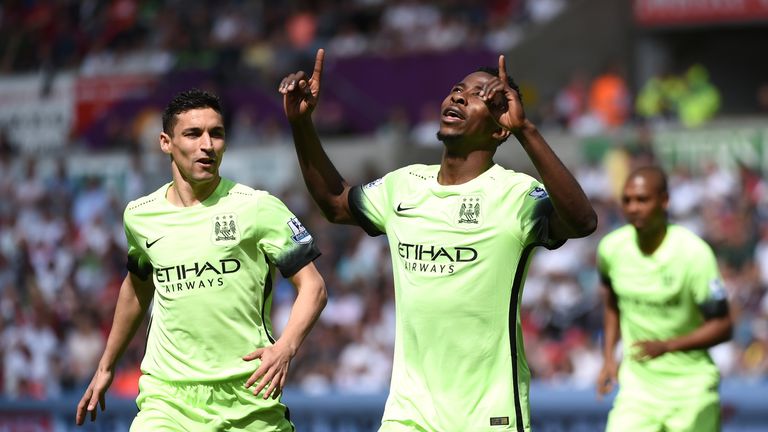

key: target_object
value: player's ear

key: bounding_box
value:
[159,132,172,155]
[492,127,511,143]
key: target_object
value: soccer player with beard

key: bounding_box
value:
[596,166,732,432]
[279,49,596,432]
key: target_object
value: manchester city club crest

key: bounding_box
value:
[211,213,240,245]
[457,195,483,227]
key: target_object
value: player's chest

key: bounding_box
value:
[388,191,510,238]
[135,208,251,265]
[610,258,687,307]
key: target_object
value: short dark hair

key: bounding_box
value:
[162,89,223,136]
[628,165,669,195]
[477,66,522,101]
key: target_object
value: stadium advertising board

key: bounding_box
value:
[652,126,768,174]
[635,0,768,26]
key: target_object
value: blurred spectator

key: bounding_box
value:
[587,63,631,131]
[678,64,720,128]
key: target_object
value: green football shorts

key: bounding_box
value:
[606,387,720,432]
[130,374,294,431]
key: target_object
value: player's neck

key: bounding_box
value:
[167,174,221,207]
[438,150,494,186]
[636,224,667,255]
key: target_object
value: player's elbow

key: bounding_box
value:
[317,279,328,310]
[580,210,599,237]
[319,200,356,226]
[719,316,734,344]
[571,209,598,238]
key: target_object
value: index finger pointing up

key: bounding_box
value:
[312,48,325,84]
[498,54,508,83]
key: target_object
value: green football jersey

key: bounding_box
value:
[597,224,724,400]
[349,164,562,432]
[124,178,320,382]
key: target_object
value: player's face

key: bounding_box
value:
[161,107,226,185]
[437,71,503,144]
[621,175,668,233]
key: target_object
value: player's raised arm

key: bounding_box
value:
[483,55,597,240]
[279,48,356,225]
[75,273,154,425]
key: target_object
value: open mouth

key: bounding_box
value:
[196,158,216,168]
[441,107,465,122]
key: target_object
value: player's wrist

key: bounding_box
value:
[512,119,538,139]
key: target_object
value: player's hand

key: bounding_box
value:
[632,340,669,361]
[480,54,527,133]
[243,342,294,400]
[279,48,325,121]
[75,368,113,425]
[596,360,618,399]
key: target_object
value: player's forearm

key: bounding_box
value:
[289,116,354,224]
[602,306,621,363]
[514,121,597,238]
[97,275,152,371]
[277,276,327,356]
[664,315,732,353]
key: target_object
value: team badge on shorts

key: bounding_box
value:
[288,217,313,244]
[212,213,240,245]
[457,195,483,227]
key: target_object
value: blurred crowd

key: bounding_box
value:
[1,0,564,82]
[1,124,768,401]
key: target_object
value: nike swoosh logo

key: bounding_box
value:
[397,203,416,212]
[145,237,164,248]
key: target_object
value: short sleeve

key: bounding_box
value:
[689,241,729,317]
[124,212,153,281]
[255,194,321,278]
[348,175,393,237]
[516,182,564,250]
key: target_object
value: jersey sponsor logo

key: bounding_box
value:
[154,258,241,294]
[363,178,383,189]
[397,242,478,274]
[620,293,681,310]
[287,217,312,244]
[145,236,164,249]
[212,213,240,245]
[458,195,482,226]
[528,186,548,200]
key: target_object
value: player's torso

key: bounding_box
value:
[381,167,533,432]
[603,226,718,389]
[605,228,702,341]
[126,185,275,380]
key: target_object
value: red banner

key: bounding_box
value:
[635,0,768,26]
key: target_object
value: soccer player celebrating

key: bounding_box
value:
[280,49,596,432]
[596,166,733,432]
[75,89,327,431]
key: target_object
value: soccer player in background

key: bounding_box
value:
[280,49,597,432]
[596,166,733,432]
[75,89,327,431]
